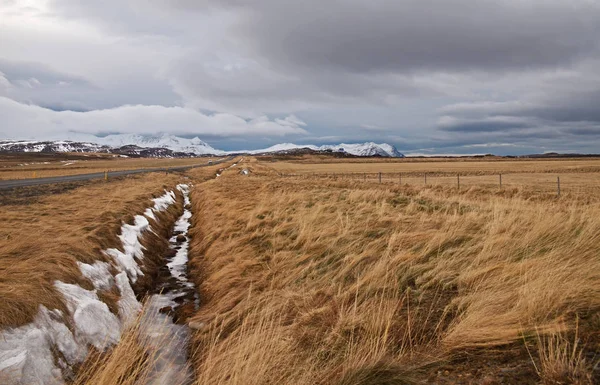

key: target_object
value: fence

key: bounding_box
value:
[278,171,600,198]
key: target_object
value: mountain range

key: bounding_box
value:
[0,133,404,158]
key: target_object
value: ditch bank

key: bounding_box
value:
[0,183,198,385]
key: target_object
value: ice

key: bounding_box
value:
[145,190,177,220]
[115,272,142,323]
[176,184,191,206]
[151,190,176,211]
[77,261,114,290]
[120,215,149,261]
[144,208,156,220]
[0,306,85,385]
[141,296,193,385]
[104,215,149,282]
[140,183,195,385]
[55,282,121,350]
[35,307,86,366]
[0,326,61,385]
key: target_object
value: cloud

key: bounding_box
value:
[2,0,600,154]
[438,116,533,133]
[0,97,307,139]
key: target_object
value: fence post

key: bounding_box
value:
[457,174,460,189]
[399,173,402,184]
[364,172,366,181]
[499,173,502,187]
[379,172,382,183]
[424,173,427,185]
[105,170,108,181]
[557,176,560,197]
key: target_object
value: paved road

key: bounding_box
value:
[0,156,234,190]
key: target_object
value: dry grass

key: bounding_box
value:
[266,155,600,175]
[0,152,222,180]
[0,157,236,329]
[72,321,154,385]
[528,324,594,385]
[183,158,600,384]
[270,156,600,200]
[0,172,185,328]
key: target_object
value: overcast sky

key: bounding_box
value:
[1,0,600,154]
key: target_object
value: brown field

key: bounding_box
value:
[268,156,600,199]
[178,158,600,384]
[267,155,600,175]
[0,161,230,329]
[1,155,599,384]
[0,152,222,180]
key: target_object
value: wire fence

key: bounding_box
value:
[278,171,600,198]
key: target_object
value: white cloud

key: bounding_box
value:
[0,97,307,139]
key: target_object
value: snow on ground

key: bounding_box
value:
[77,261,113,290]
[55,282,121,350]
[0,306,87,385]
[176,184,190,206]
[104,215,149,283]
[115,272,142,323]
[0,187,183,384]
[144,190,177,220]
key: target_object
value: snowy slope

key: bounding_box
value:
[0,140,108,153]
[1,134,403,157]
[0,134,224,156]
[97,133,225,155]
[245,142,404,157]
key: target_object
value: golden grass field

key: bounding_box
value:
[1,155,599,384]
[178,158,600,384]
[268,157,600,199]
[0,162,230,329]
[0,152,222,180]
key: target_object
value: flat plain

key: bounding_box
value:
[0,152,221,180]
[1,155,599,385]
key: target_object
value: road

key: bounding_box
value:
[0,157,234,190]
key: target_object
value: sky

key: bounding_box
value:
[1,0,600,155]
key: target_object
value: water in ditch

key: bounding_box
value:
[141,184,197,385]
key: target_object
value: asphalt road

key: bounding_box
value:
[0,156,234,190]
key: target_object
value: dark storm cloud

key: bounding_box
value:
[175,0,600,74]
[439,120,532,133]
[564,126,600,136]
[3,0,600,154]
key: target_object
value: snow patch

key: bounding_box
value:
[176,184,191,207]
[145,190,177,220]
[115,272,142,324]
[55,282,121,350]
[0,306,85,385]
[104,215,149,282]
[77,261,113,291]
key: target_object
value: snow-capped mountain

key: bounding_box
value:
[249,142,404,157]
[0,140,109,153]
[96,133,225,155]
[0,134,403,158]
[0,134,224,156]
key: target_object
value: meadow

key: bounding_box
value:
[1,155,599,384]
[183,157,600,384]
[0,152,220,180]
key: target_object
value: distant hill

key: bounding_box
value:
[0,134,404,158]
